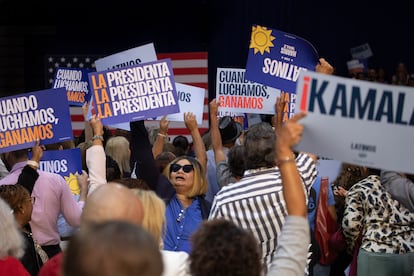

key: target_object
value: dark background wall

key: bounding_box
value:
[0,0,412,98]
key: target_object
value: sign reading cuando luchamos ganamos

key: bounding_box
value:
[0,88,73,153]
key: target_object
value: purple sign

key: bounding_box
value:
[88,58,180,125]
[52,67,94,106]
[245,25,319,93]
[0,88,73,154]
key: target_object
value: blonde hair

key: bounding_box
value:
[163,156,208,198]
[131,189,166,247]
[105,136,131,176]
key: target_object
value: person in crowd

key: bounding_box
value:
[63,220,163,276]
[342,167,414,275]
[208,58,332,272]
[307,173,337,276]
[391,62,410,85]
[0,145,88,258]
[381,170,414,212]
[208,99,244,187]
[189,111,312,276]
[38,182,146,276]
[0,184,49,276]
[189,218,262,276]
[0,197,30,275]
[208,116,317,272]
[172,135,192,157]
[133,189,190,276]
[205,114,243,203]
[105,135,131,178]
[130,112,210,254]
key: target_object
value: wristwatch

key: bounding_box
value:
[91,135,104,141]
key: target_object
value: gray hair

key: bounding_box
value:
[243,122,276,170]
[0,197,25,258]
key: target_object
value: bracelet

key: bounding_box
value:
[276,155,296,167]
[157,133,167,138]
[91,135,104,142]
[27,160,39,169]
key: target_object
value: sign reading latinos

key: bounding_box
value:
[295,70,414,174]
[89,58,180,125]
[0,88,73,153]
[52,67,94,106]
[35,148,83,194]
[245,25,319,120]
[216,67,281,115]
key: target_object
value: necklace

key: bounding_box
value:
[22,229,49,264]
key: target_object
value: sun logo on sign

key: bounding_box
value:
[64,173,80,195]
[249,25,275,55]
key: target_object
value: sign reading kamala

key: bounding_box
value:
[0,88,73,153]
[88,58,180,125]
[216,68,281,115]
[245,25,319,118]
[52,67,94,106]
[295,71,414,174]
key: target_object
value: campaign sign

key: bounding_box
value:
[295,71,414,174]
[216,68,281,115]
[245,25,319,118]
[94,42,157,71]
[52,67,94,106]
[88,59,180,125]
[158,82,205,125]
[0,88,73,154]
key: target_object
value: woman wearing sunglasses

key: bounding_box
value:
[130,112,210,254]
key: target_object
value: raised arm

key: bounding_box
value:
[268,111,310,276]
[82,102,93,142]
[86,114,107,195]
[184,112,207,174]
[152,116,169,158]
[209,99,226,164]
[17,140,44,193]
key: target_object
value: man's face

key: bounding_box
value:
[1,153,12,172]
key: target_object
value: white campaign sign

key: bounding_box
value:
[295,71,414,174]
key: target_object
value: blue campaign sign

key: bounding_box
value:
[245,25,319,93]
[88,58,180,125]
[0,88,73,154]
[32,148,82,177]
[52,67,95,106]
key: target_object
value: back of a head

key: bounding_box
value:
[243,122,276,169]
[132,189,166,245]
[105,136,131,176]
[172,135,189,156]
[63,220,163,276]
[0,198,25,259]
[189,218,262,276]
[105,155,122,181]
[227,145,245,178]
[81,184,144,226]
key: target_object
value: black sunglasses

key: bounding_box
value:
[170,163,194,173]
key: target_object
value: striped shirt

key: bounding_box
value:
[208,153,317,271]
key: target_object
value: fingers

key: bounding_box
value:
[288,112,307,123]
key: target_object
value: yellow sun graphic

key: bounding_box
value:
[249,25,275,55]
[65,173,80,195]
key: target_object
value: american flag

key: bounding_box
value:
[45,52,209,140]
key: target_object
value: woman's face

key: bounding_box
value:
[169,159,194,195]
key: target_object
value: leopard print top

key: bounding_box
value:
[342,175,414,254]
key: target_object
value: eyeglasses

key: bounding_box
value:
[170,164,194,173]
[28,196,35,204]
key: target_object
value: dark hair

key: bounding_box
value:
[112,178,150,190]
[106,155,122,182]
[243,122,275,169]
[189,219,262,276]
[228,145,245,178]
[0,184,30,214]
[172,135,189,156]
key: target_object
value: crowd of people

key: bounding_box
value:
[1,59,414,276]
